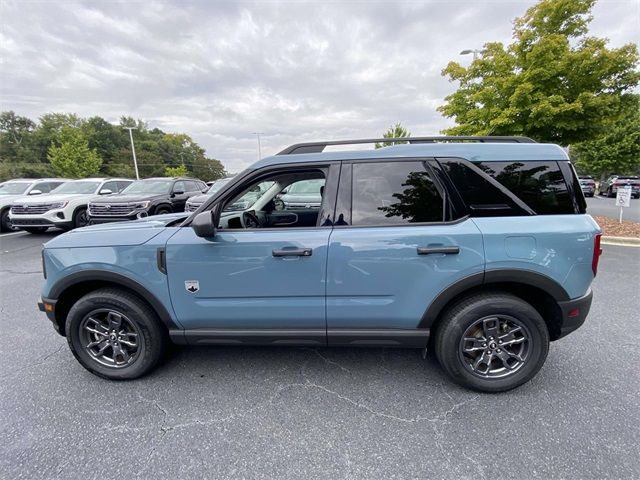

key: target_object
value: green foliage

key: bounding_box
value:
[375,123,411,149]
[0,111,227,181]
[164,164,189,177]
[47,128,102,178]
[571,101,640,178]
[438,0,639,145]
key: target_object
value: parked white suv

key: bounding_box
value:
[0,178,68,232]
[9,178,132,233]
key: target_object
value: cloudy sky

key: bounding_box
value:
[1,0,638,172]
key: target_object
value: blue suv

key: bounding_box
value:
[39,136,601,392]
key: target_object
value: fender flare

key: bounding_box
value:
[48,269,178,329]
[419,269,570,328]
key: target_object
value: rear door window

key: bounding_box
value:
[351,161,444,226]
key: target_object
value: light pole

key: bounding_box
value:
[460,49,485,61]
[252,132,264,160]
[123,127,140,180]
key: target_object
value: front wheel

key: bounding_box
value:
[434,292,549,392]
[73,207,90,229]
[1,209,17,232]
[66,288,168,380]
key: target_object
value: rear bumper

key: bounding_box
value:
[556,290,593,339]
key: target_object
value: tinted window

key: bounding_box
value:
[33,182,58,193]
[117,181,133,192]
[186,181,201,192]
[441,159,574,216]
[476,161,574,215]
[440,159,529,217]
[352,162,443,226]
[173,181,186,193]
[100,181,119,193]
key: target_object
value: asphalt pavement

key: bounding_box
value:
[586,195,640,222]
[0,230,639,479]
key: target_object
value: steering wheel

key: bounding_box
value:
[243,211,261,229]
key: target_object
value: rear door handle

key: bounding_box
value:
[272,248,313,257]
[417,246,460,255]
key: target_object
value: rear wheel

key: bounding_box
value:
[23,227,48,234]
[66,288,168,380]
[434,292,549,392]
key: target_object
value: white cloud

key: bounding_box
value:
[1,0,637,172]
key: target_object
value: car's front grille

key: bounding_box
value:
[89,203,135,216]
[11,204,56,215]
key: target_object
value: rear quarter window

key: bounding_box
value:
[440,159,576,216]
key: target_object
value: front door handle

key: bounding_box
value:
[417,246,460,255]
[272,248,313,257]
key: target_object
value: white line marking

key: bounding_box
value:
[0,231,28,237]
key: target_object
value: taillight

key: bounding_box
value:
[592,233,602,276]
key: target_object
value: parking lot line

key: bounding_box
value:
[0,231,28,237]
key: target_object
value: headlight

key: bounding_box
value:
[50,202,67,209]
[133,201,150,209]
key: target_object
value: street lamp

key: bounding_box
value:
[460,49,485,61]
[252,132,264,160]
[123,127,140,180]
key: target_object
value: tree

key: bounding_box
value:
[571,102,640,178]
[375,123,411,149]
[47,127,102,178]
[438,0,639,145]
[164,164,189,177]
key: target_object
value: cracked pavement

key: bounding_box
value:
[0,231,639,479]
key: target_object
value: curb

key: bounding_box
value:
[601,236,640,247]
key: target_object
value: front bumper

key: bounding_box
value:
[38,298,63,335]
[88,214,143,224]
[556,290,593,339]
[10,211,72,228]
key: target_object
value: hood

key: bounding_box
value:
[0,193,38,208]
[44,213,188,249]
[14,193,89,204]
[89,193,165,203]
[187,194,209,204]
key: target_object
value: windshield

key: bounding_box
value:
[287,179,324,194]
[51,181,101,194]
[207,177,232,195]
[0,182,30,195]
[224,180,275,211]
[122,180,173,195]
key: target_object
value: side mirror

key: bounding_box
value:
[28,189,42,195]
[192,210,217,238]
[171,190,185,197]
[99,188,113,195]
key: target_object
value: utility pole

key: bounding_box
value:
[123,127,140,179]
[252,132,264,160]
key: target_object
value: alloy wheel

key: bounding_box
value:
[79,309,141,368]
[458,315,531,378]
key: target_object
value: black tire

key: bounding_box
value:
[73,207,90,229]
[154,206,172,215]
[23,227,49,234]
[66,288,168,380]
[607,188,614,198]
[434,292,549,393]
[1,208,17,233]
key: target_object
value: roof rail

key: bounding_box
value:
[277,136,536,155]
